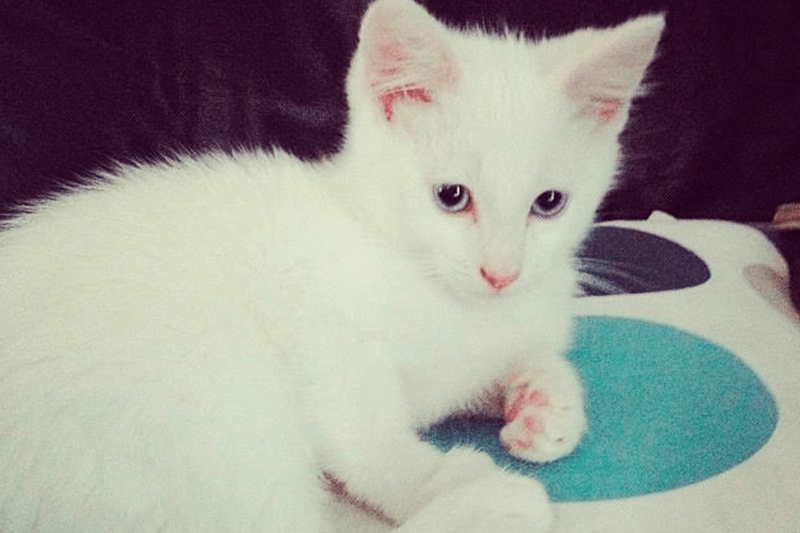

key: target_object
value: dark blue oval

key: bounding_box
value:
[577,227,711,296]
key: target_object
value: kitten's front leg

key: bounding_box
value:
[310,340,552,531]
[328,434,554,533]
[499,356,587,463]
[394,455,553,533]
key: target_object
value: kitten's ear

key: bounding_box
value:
[559,15,664,127]
[356,0,458,122]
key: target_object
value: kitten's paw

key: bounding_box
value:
[400,469,553,533]
[414,447,503,507]
[500,372,586,463]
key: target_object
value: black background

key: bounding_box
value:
[2,0,799,222]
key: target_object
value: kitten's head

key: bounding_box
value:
[341,0,663,300]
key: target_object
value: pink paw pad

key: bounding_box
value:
[510,436,533,450]
[523,415,544,433]
[504,383,549,423]
[500,371,586,462]
[502,380,552,453]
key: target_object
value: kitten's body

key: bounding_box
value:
[0,1,662,531]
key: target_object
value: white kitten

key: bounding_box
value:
[0,0,662,531]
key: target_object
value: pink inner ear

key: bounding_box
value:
[374,41,407,79]
[594,98,622,123]
[379,86,434,121]
[371,39,436,121]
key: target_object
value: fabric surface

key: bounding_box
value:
[422,316,778,502]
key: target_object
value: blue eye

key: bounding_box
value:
[434,184,471,213]
[530,190,568,218]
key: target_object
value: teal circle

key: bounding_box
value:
[421,317,778,502]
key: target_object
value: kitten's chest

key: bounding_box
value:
[241,189,567,391]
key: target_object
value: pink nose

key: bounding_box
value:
[480,268,519,291]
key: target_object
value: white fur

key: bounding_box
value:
[0,1,662,531]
